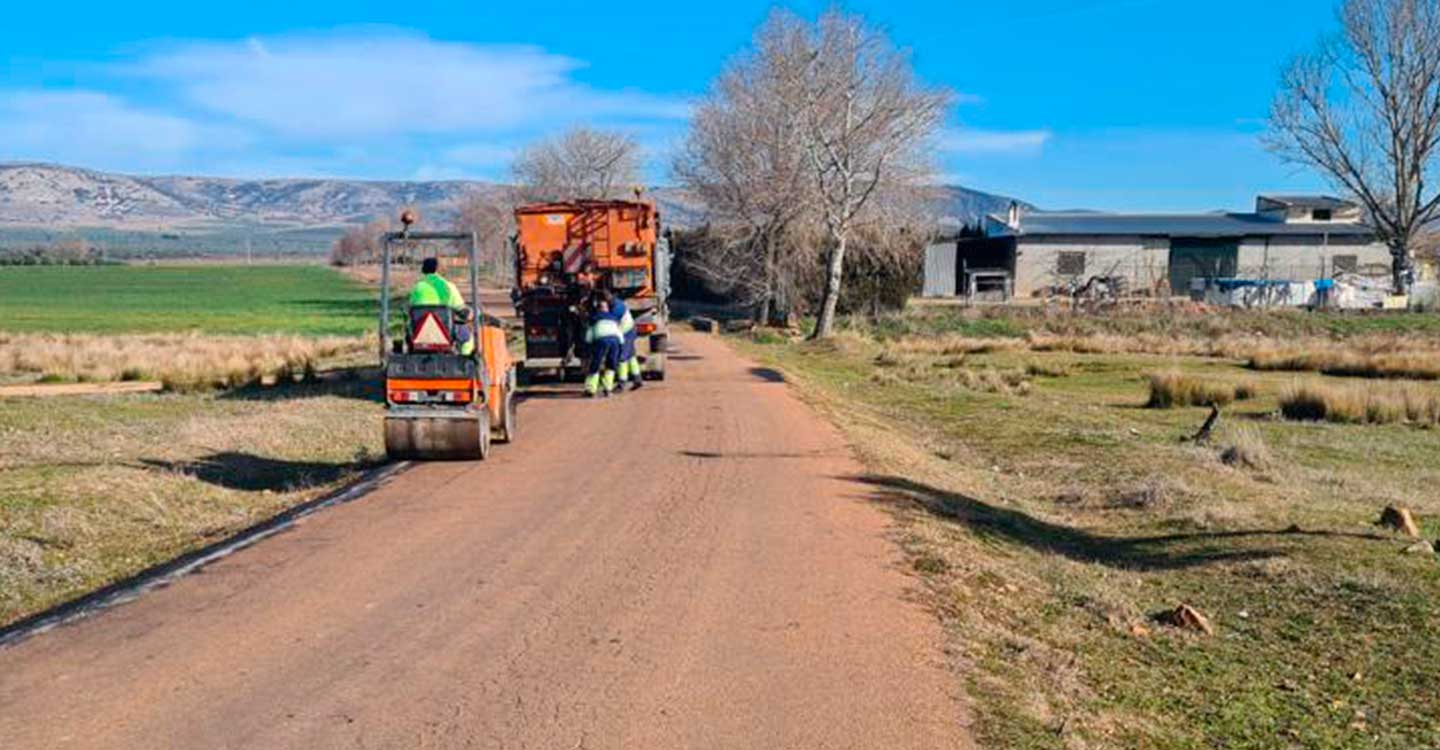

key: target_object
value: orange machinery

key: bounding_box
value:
[512,199,670,381]
[380,214,517,460]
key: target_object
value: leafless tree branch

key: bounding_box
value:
[1267,0,1440,292]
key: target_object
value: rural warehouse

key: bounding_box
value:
[925,195,1392,301]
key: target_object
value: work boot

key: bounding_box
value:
[585,390,598,399]
[630,379,643,391]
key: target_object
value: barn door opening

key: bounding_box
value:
[1168,238,1238,294]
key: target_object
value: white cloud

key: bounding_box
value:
[0,29,696,179]
[938,127,1052,155]
[0,90,247,171]
[127,29,691,140]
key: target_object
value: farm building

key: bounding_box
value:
[923,195,1392,301]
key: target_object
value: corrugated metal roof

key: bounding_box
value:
[1257,194,1355,210]
[995,211,1375,238]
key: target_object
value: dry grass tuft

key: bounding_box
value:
[0,333,369,391]
[1219,425,1273,470]
[1145,371,1247,408]
[1024,359,1073,378]
[955,367,1031,396]
[1248,343,1440,380]
[1279,381,1440,425]
[891,335,1024,357]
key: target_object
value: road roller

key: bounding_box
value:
[380,212,517,460]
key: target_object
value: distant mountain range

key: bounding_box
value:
[0,162,1027,252]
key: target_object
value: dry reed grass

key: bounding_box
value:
[1145,371,1256,408]
[888,335,1026,357]
[1279,381,1440,425]
[0,333,369,391]
[888,331,1440,384]
[1249,346,1440,380]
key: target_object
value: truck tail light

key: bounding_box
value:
[390,389,472,404]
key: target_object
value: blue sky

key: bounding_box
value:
[0,0,1344,211]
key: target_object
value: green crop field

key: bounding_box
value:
[0,264,375,336]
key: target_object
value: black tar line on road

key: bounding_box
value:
[0,461,413,651]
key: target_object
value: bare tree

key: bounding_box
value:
[795,10,950,338]
[512,126,644,202]
[674,10,947,331]
[329,219,388,266]
[1268,0,1440,293]
[454,189,515,281]
[673,11,817,324]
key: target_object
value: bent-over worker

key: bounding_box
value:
[583,296,622,398]
[610,296,643,392]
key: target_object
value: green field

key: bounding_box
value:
[0,264,376,336]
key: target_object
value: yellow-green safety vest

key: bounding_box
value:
[409,273,465,309]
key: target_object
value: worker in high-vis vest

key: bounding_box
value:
[611,296,643,392]
[409,257,474,356]
[583,295,622,397]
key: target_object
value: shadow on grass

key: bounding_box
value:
[748,367,787,383]
[219,367,384,403]
[681,449,827,460]
[141,451,361,492]
[290,297,381,317]
[842,474,1385,572]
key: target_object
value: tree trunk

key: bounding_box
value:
[810,232,847,339]
[756,235,777,325]
[1392,242,1412,295]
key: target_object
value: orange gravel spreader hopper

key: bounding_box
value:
[379,213,517,461]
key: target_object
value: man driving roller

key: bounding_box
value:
[409,257,474,356]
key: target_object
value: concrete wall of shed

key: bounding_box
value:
[1236,236,1391,280]
[1013,237,1167,296]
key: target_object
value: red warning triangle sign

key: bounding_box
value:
[411,311,452,350]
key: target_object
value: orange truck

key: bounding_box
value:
[512,199,670,382]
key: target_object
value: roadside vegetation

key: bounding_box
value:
[0,263,386,627]
[736,305,1440,749]
[0,332,368,391]
[0,378,384,626]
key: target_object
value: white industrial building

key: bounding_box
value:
[923,195,1392,302]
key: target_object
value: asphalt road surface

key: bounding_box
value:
[0,332,969,749]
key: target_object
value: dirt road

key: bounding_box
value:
[0,332,968,749]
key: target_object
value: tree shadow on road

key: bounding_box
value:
[839,474,1386,572]
[140,451,366,493]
